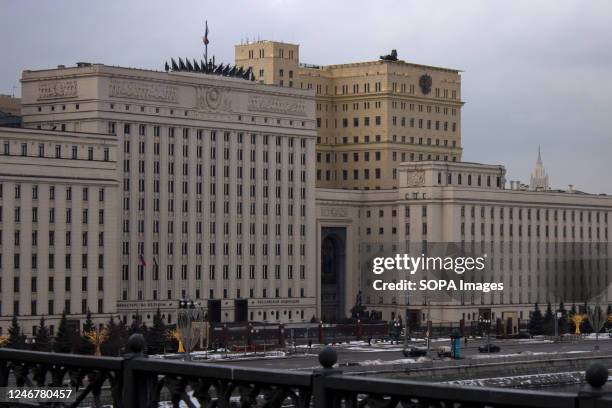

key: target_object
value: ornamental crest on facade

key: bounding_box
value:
[38,80,78,100]
[109,80,178,103]
[247,95,306,117]
[406,171,425,187]
[195,86,232,112]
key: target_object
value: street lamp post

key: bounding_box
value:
[393,320,401,345]
[479,315,491,352]
[222,324,228,357]
[291,328,296,353]
[176,298,206,361]
[319,320,324,345]
[425,298,432,358]
[245,324,251,356]
[426,325,431,357]
[250,327,259,356]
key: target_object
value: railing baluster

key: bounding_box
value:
[0,340,611,407]
[0,359,8,388]
[577,363,611,408]
[312,345,342,408]
[122,333,155,408]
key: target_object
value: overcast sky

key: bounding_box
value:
[2,1,611,193]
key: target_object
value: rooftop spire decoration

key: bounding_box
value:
[163,57,255,81]
[530,146,549,191]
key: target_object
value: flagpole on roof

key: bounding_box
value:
[204,20,209,66]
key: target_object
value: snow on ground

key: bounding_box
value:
[345,346,405,352]
[582,333,612,340]
[516,339,555,344]
[445,371,586,388]
[471,353,525,359]
[358,358,417,366]
[153,350,293,362]
[357,356,434,366]
[471,350,589,359]
[443,371,612,389]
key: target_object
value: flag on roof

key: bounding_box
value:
[203,21,209,45]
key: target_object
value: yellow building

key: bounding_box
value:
[236,41,463,190]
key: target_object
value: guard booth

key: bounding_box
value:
[450,331,462,359]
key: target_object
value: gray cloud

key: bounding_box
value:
[2,0,610,193]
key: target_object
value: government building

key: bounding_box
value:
[235,41,463,190]
[1,61,318,334]
[0,40,610,337]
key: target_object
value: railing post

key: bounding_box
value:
[122,333,154,408]
[312,346,341,408]
[0,358,8,388]
[577,363,611,408]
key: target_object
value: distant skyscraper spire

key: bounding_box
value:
[537,145,542,164]
[530,146,549,191]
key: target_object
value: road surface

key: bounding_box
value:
[207,337,612,371]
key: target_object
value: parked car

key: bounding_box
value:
[403,346,428,357]
[478,344,500,353]
[437,346,452,358]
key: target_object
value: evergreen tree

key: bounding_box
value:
[53,311,74,353]
[543,302,554,335]
[589,304,607,335]
[558,301,569,334]
[77,309,96,355]
[33,316,52,351]
[139,322,149,351]
[128,314,142,336]
[7,315,27,349]
[101,316,122,356]
[147,308,167,354]
[117,318,129,352]
[581,303,593,334]
[605,304,612,331]
[529,303,544,335]
[83,309,95,333]
[568,304,577,333]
